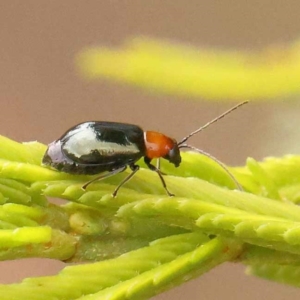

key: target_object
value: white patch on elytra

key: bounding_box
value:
[63,123,139,158]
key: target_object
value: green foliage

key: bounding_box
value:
[0,134,300,299]
[77,38,300,100]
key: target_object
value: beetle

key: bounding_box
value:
[42,101,247,197]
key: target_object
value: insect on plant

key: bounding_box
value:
[43,101,248,197]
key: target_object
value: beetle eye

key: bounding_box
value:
[164,145,181,167]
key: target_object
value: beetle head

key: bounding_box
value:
[163,141,181,167]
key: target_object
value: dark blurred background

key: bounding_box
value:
[1,1,300,299]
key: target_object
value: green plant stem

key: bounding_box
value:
[0,233,209,300]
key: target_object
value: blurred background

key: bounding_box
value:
[1,1,300,299]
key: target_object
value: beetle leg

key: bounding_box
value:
[144,157,174,197]
[156,158,160,169]
[155,158,167,175]
[112,164,140,197]
[82,166,127,190]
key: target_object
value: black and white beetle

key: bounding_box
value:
[43,102,247,196]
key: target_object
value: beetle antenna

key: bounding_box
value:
[178,101,248,145]
[178,144,243,191]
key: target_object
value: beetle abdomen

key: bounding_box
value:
[42,121,146,175]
